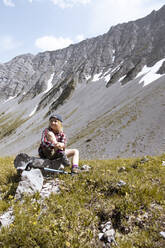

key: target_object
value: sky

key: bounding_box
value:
[0,0,164,63]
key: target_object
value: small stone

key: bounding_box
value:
[104,229,115,238]
[162,161,165,166]
[118,167,126,173]
[140,156,149,163]
[100,224,104,229]
[100,223,105,229]
[103,229,116,244]
[40,180,60,198]
[81,164,91,171]
[160,231,165,238]
[98,232,104,240]
[117,180,126,187]
[105,221,112,226]
[102,221,112,231]
[105,224,112,230]
[0,207,14,228]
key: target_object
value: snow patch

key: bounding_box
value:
[85,74,91,81]
[58,71,63,79]
[112,49,115,63]
[119,75,126,82]
[4,95,17,102]
[29,105,38,117]
[110,61,123,74]
[137,58,165,86]
[92,72,102,82]
[44,73,54,94]
[104,74,111,83]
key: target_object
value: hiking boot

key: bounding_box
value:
[71,166,81,174]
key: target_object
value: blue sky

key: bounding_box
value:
[0,0,164,63]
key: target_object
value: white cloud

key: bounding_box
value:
[89,0,164,35]
[3,0,15,7]
[0,36,22,51]
[76,34,85,42]
[51,0,91,8]
[35,36,73,51]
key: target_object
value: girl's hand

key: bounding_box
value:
[56,142,64,150]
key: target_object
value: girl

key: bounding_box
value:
[38,113,80,173]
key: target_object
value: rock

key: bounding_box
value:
[103,229,117,246]
[131,163,138,169]
[15,168,44,199]
[160,231,165,238]
[0,207,14,228]
[98,232,104,240]
[100,221,112,231]
[162,161,165,166]
[14,153,31,171]
[140,156,149,163]
[13,153,67,200]
[99,220,117,246]
[81,164,91,171]
[118,166,126,173]
[40,179,60,199]
[14,153,62,176]
[104,229,115,240]
[102,222,112,232]
[117,180,126,187]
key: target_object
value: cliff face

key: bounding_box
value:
[0,5,165,158]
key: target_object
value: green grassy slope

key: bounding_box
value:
[0,154,165,248]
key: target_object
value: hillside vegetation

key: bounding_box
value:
[0,154,165,247]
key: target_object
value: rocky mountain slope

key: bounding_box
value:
[0,5,165,158]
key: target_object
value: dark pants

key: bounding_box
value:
[38,145,59,160]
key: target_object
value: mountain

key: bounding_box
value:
[0,5,165,159]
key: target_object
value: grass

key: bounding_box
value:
[0,154,165,247]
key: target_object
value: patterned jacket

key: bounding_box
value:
[41,128,67,149]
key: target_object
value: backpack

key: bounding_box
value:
[38,144,46,159]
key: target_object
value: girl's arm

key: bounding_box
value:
[46,131,57,145]
[46,131,66,150]
[56,132,67,150]
[47,131,65,150]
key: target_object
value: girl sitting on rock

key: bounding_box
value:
[38,113,80,173]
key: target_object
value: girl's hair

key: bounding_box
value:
[49,119,63,132]
[57,120,63,132]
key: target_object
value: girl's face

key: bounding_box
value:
[49,118,61,131]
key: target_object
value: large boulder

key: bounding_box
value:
[14,153,64,199]
[14,153,62,173]
[15,169,44,199]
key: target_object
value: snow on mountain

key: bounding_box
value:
[137,58,165,86]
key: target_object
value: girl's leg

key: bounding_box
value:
[65,149,79,166]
